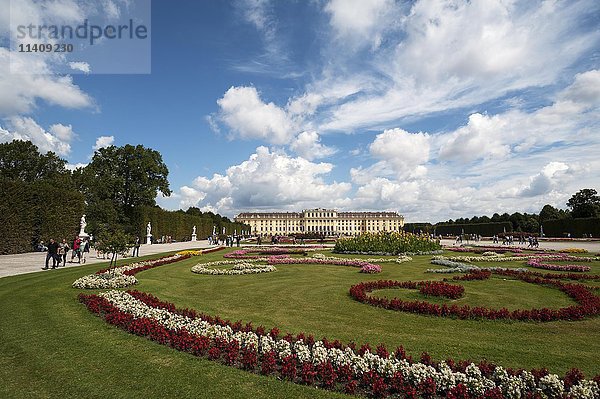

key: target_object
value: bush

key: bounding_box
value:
[333,231,441,255]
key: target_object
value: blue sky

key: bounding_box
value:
[1,0,599,222]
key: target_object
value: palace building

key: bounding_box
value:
[234,208,404,236]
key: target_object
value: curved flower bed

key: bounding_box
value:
[79,290,600,399]
[312,253,413,264]
[267,256,382,273]
[349,272,600,322]
[419,281,465,299]
[224,246,323,259]
[433,255,534,263]
[360,264,381,274]
[526,255,599,272]
[192,261,277,275]
[73,254,190,289]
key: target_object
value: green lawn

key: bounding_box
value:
[1,248,599,399]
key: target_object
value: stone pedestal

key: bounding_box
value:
[146,234,152,245]
[191,234,197,242]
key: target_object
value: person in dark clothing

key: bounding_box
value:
[132,236,140,257]
[43,238,59,270]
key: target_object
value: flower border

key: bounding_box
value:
[79,289,600,399]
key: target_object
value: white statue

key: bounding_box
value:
[78,214,89,238]
[192,225,196,235]
[146,222,152,236]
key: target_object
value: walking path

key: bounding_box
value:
[2,239,599,279]
[0,240,215,278]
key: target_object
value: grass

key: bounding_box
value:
[1,248,599,399]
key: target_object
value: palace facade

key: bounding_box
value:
[234,208,404,236]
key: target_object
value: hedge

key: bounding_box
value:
[542,218,600,238]
[134,206,248,242]
[0,180,84,254]
[433,222,513,237]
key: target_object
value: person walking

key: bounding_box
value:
[81,238,90,263]
[132,236,140,257]
[71,236,81,263]
[43,238,59,270]
[59,239,70,267]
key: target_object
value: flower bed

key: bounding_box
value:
[267,256,382,273]
[359,264,381,274]
[312,253,413,264]
[192,261,277,275]
[419,281,465,299]
[79,290,600,399]
[73,254,189,289]
[350,271,600,322]
[526,255,598,272]
[334,232,441,255]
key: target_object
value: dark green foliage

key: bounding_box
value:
[434,222,513,237]
[0,180,84,254]
[0,140,71,186]
[542,217,600,238]
[132,206,248,242]
[567,189,600,218]
[333,231,441,254]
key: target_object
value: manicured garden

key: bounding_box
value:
[1,241,600,398]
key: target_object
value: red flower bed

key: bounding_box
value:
[79,290,600,398]
[526,257,591,272]
[452,271,492,281]
[349,272,600,321]
[419,281,464,299]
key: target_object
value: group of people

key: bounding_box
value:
[42,236,90,270]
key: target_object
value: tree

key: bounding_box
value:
[94,229,131,267]
[566,189,600,218]
[77,144,171,231]
[0,140,71,185]
[539,204,562,223]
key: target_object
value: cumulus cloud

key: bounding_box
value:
[93,135,115,151]
[0,49,94,116]
[369,128,430,178]
[177,146,351,214]
[289,131,336,160]
[0,117,76,156]
[216,86,296,145]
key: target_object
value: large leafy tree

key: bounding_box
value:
[567,189,600,218]
[0,140,71,185]
[77,144,171,230]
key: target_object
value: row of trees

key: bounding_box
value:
[0,140,248,254]
[427,189,600,237]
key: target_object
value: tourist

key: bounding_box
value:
[132,236,140,257]
[71,236,81,263]
[43,238,59,270]
[59,239,70,266]
[236,235,241,247]
[81,238,90,263]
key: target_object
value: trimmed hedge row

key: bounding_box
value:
[433,222,513,237]
[542,218,600,238]
[0,180,84,254]
[135,206,248,242]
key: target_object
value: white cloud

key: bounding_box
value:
[216,86,296,145]
[315,0,599,132]
[93,135,115,151]
[0,117,76,156]
[68,62,91,74]
[325,0,396,49]
[0,49,94,116]
[289,131,336,160]
[369,128,430,178]
[177,146,351,214]
[66,162,88,171]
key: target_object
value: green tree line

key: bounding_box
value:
[0,140,248,254]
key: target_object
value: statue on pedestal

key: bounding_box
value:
[146,222,153,244]
[79,214,89,238]
[191,225,197,241]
